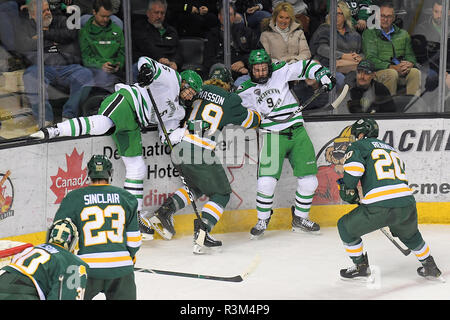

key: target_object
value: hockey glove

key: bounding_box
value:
[337,178,360,204]
[160,127,186,146]
[137,63,155,87]
[314,67,335,92]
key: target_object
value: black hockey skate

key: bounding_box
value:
[138,211,154,241]
[250,210,273,240]
[193,218,222,255]
[340,253,372,282]
[291,206,320,234]
[148,199,176,240]
[417,256,445,282]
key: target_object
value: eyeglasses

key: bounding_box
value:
[381,14,395,20]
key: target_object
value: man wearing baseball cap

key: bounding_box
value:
[347,60,396,113]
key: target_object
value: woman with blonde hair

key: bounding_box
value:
[259,2,311,63]
[309,0,364,90]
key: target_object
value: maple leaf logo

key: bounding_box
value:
[50,148,89,204]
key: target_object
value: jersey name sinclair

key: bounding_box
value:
[83,193,121,205]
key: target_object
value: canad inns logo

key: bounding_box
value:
[50,148,89,204]
[0,170,14,220]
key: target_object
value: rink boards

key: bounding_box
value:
[1,118,449,243]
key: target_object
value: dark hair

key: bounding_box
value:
[379,1,395,9]
[94,0,113,12]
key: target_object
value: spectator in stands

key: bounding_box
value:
[327,0,373,32]
[272,0,310,38]
[260,2,311,63]
[0,0,21,53]
[234,0,272,34]
[309,0,363,91]
[413,1,446,94]
[77,0,123,30]
[79,0,124,93]
[361,1,421,96]
[166,0,218,38]
[203,2,259,86]
[16,0,93,126]
[347,59,396,113]
[132,0,182,70]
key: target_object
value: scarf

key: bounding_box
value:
[275,24,290,42]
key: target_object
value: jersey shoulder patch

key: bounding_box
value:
[236,80,257,94]
[272,61,287,72]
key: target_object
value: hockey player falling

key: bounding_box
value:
[30,57,203,241]
[144,66,261,254]
[236,49,335,239]
[337,118,444,282]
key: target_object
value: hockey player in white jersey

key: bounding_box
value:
[236,49,335,239]
[30,57,203,240]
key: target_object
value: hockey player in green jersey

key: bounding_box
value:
[30,57,203,241]
[0,218,89,300]
[144,66,261,254]
[236,49,335,239]
[53,155,142,299]
[337,118,444,282]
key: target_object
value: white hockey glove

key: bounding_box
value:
[160,127,186,146]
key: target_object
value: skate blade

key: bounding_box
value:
[423,275,446,283]
[193,244,222,255]
[139,217,154,241]
[340,274,374,283]
[148,216,173,240]
[141,232,154,241]
[292,227,321,235]
[250,233,264,240]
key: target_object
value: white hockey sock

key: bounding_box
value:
[413,242,431,261]
[201,201,224,231]
[122,156,146,211]
[256,176,277,219]
[56,115,114,137]
[344,240,364,261]
[172,187,192,209]
[294,175,318,219]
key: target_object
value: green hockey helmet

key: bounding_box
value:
[180,70,203,93]
[47,218,79,253]
[87,155,113,180]
[209,65,233,85]
[351,118,379,139]
[248,49,273,84]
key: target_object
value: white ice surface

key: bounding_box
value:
[95,225,450,301]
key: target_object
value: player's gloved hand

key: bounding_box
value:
[160,127,186,146]
[337,178,360,204]
[315,67,335,92]
[137,63,155,87]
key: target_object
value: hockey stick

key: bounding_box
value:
[266,84,349,123]
[145,87,206,244]
[134,254,260,282]
[380,227,411,256]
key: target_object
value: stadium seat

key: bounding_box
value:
[179,37,207,78]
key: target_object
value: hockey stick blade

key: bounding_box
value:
[135,255,260,282]
[380,228,411,256]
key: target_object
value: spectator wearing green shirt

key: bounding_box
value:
[361,1,421,96]
[79,0,124,93]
